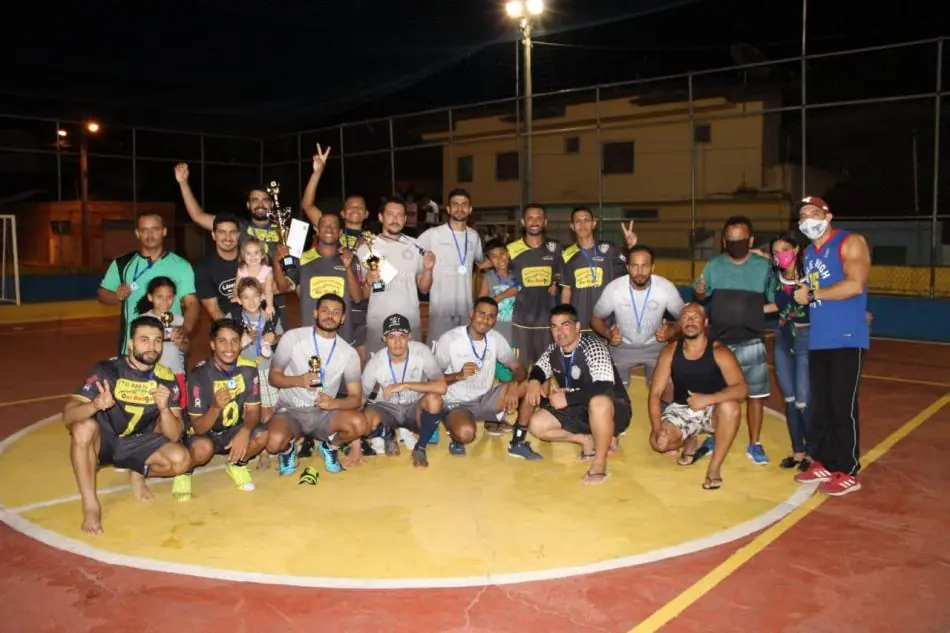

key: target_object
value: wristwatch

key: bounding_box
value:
[806,289,816,304]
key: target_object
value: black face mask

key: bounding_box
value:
[724,239,750,259]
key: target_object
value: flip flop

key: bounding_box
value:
[577,449,596,462]
[702,477,723,490]
[677,452,699,466]
[582,470,610,485]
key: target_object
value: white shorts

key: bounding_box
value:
[662,402,714,439]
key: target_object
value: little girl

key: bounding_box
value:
[235,277,279,469]
[233,238,275,319]
[137,276,189,408]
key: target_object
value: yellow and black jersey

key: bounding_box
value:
[506,237,563,327]
[561,241,627,328]
[186,357,261,433]
[75,357,180,437]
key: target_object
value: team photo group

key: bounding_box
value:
[67,146,872,534]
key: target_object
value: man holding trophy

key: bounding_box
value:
[357,196,436,355]
[265,293,367,476]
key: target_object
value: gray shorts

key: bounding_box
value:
[513,325,551,367]
[726,339,770,398]
[609,343,665,386]
[274,406,336,441]
[446,384,505,422]
[367,399,420,431]
[662,402,715,440]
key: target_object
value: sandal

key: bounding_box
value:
[702,477,723,490]
[677,452,699,466]
[577,448,596,462]
[582,470,610,485]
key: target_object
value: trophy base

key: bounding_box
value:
[371,281,386,294]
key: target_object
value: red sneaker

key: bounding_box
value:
[794,461,833,483]
[818,472,861,496]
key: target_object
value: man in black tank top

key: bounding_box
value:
[649,303,747,489]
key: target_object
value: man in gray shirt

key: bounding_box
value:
[417,188,486,345]
[265,294,367,475]
[356,196,435,354]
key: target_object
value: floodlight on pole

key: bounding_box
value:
[505,0,543,206]
[79,120,101,266]
[86,121,100,134]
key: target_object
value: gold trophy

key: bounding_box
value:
[265,180,297,273]
[361,232,386,294]
[308,355,322,390]
[159,311,174,339]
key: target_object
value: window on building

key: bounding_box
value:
[457,155,473,183]
[495,151,519,181]
[694,124,712,144]
[622,208,659,221]
[602,141,635,174]
[564,136,580,154]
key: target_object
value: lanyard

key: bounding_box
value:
[449,227,468,270]
[244,313,263,356]
[131,256,156,285]
[578,246,598,286]
[560,347,577,388]
[466,328,488,367]
[218,361,238,389]
[628,280,653,334]
[387,349,410,400]
[312,330,337,387]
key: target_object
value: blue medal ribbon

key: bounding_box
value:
[312,330,337,387]
[387,348,410,401]
[449,227,469,274]
[627,280,653,335]
[243,312,263,357]
[560,347,577,388]
[578,246,598,286]
[466,328,488,368]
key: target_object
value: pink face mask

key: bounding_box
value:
[774,251,797,269]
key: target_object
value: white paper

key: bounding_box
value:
[286,219,309,258]
[379,259,399,284]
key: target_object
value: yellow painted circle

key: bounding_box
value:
[0,383,806,588]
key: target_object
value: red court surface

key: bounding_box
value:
[1,311,949,633]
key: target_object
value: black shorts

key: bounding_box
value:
[543,398,632,437]
[350,308,367,347]
[512,325,551,367]
[96,423,170,475]
[186,425,266,455]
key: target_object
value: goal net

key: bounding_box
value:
[0,215,21,306]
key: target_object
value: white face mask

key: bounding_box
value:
[799,218,828,241]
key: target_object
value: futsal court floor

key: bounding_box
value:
[0,306,948,633]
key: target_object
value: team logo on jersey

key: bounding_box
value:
[218,278,236,297]
[570,365,582,380]
[192,385,201,409]
[599,243,610,254]
[546,241,557,253]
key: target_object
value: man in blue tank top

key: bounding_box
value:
[792,196,870,497]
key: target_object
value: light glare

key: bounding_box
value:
[526,0,543,15]
[505,0,523,18]
[86,121,100,134]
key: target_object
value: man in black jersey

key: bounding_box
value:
[172,319,269,501]
[64,315,192,534]
[518,304,632,484]
[649,303,746,490]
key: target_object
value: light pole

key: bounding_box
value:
[59,121,101,266]
[506,0,544,205]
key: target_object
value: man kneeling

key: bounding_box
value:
[173,319,269,500]
[64,315,191,534]
[649,303,747,489]
[362,314,447,468]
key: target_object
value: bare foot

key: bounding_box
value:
[577,436,595,462]
[81,506,103,534]
[130,474,154,501]
[257,452,271,471]
[342,442,365,469]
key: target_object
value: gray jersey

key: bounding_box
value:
[362,341,443,405]
[417,224,484,339]
[271,326,361,410]
[593,274,684,346]
[296,247,354,343]
[435,326,516,405]
[357,235,425,353]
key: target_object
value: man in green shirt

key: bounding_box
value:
[97,213,198,356]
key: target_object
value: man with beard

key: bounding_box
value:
[507,203,562,365]
[590,245,684,388]
[195,214,242,320]
[300,144,372,364]
[174,163,293,325]
[648,303,746,490]
[519,304,632,481]
[417,188,487,345]
[692,216,773,466]
[98,213,198,356]
[559,207,637,331]
[265,294,367,475]
[63,315,192,534]
[357,196,436,354]
[172,319,269,501]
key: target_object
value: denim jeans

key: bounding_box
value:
[773,325,812,454]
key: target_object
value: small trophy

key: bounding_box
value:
[361,233,386,294]
[265,180,297,273]
[159,311,174,339]
[308,355,322,390]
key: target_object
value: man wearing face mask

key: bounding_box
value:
[792,196,870,497]
[692,216,773,466]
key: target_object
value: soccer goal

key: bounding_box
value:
[0,215,21,306]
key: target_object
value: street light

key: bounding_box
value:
[506,0,543,205]
[74,121,101,266]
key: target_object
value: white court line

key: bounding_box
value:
[0,407,818,589]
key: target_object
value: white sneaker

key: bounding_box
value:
[369,437,385,454]
[397,427,417,450]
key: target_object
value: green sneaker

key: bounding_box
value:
[171,474,192,501]
[226,464,255,491]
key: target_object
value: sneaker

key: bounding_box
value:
[397,427,417,450]
[277,446,298,476]
[746,443,769,465]
[226,464,256,491]
[369,437,386,455]
[818,472,862,496]
[171,474,192,501]
[318,441,344,474]
[797,457,813,472]
[449,440,466,456]
[360,438,376,456]
[794,460,833,483]
[298,438,314,458]
[508,441,542,461]
[779,456,801,469]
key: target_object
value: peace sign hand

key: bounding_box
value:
[313,144,331,174]
[621,220,638,248]
[92,380,116,411]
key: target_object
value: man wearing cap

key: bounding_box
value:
[792,196,871,497]
[361,314,449,468]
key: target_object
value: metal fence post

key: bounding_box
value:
[339,126,346,199]
[55,120,62,203]
[930,38,944,299]
[258,138,264,186]
[801,0,808,197]
[595,86,603,239]
[688,73,697,281]
[199,134,206,208]
[448,108,454,205]
[296,132,302,211]
[389,117,396,197]
[132,128,137,217]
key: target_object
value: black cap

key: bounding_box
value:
[383,314,411,336]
